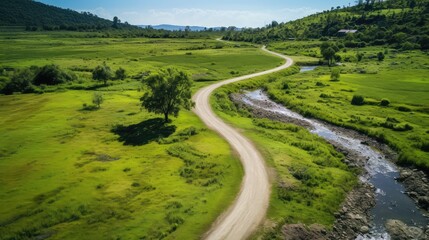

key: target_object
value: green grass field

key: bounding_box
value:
[266,42,429,169]
[0,33,286,239]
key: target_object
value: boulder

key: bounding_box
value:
[385,219,424,240]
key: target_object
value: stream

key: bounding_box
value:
[241,66,428,239]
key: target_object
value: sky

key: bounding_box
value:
[37,0,354,28]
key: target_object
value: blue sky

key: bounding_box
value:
[37,0,354,27]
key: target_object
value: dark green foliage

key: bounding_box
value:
[141,68,194,122]
[33,64,76,85]
[321,42,339,65]
[377,52,385,61]
[1,69,35,94]
[397,106,412,112]
[0,0,133,30]
[115,67,126,80]
[380,98,390,106]
[351,95,365,106]
[223,0,429,50]
[92,64,112,86]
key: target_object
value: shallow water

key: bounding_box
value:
[243,89,428,239]
[300,66,318,72]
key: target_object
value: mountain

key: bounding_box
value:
[0,0,133,30]
[224,0,429,49]
[139,24,227,32]
[139,24,206,31]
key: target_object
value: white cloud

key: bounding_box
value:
[80,7,113,20]
[122,7,321,27]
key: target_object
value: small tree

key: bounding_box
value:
[33,64,76,85]
[140,68,194,122]
[92,92,104,108]
[115,68,126,80]
[330,68,341,81]
[92,64,112,86]
[377,52,385,61]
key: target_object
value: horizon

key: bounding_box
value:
[36,0,354,28]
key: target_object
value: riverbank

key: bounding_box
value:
[232,90,429,239]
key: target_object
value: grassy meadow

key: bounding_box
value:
[267,41,429,170]
[0,32,285,239]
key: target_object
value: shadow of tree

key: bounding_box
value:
[112,118,176,146]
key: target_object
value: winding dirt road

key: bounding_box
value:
[193,46,294,240]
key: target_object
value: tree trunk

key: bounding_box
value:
[164,112,169,123]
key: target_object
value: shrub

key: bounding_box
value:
[115,67,126,80]
[397,106,411,112]
[330,68,340,81]
[33,64,76,85]
[380,98,390,106]
[282,81,289,90]
[92,92,104,108]
[377,52,385,61]
[1,69,35,94]
[351,95,365,106]
[92,64,112,85]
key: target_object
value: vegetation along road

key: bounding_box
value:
[193,46,294,240]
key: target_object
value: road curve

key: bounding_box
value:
[193,46,294,240]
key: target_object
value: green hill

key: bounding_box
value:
[224,0,429,50]
[0,0,132,30]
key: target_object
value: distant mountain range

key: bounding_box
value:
[138,24,227,31]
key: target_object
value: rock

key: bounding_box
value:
[385,219,425,240]
[360,226,369,234]
[408,191,418,198]
[418,196,429,210]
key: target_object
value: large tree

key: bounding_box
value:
[140,68,194,122]
[320,42,339,66]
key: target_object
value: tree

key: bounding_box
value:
[113,16,119,28]
[140,68,194,122]
[92,64,112,85]
[92,92,104,108]
[115,67,126,80]
[320,42,339,66]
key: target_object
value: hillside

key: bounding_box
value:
[0,0,131,30]
[224,0,429,49]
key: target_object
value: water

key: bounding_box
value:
[243,89,428,239]
[300,66,318,72]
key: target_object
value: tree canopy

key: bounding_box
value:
[140,69,194,122]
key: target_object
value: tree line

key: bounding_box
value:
[223,0,429,50]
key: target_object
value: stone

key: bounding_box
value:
[385,219,424,240]
[360,226,369,234]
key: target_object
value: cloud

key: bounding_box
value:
[123,7,321,27]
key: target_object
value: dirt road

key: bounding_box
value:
[193,46,294,240]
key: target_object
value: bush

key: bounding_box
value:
[115,67,126,80]
[377,52,385,61]
[351,95,365,106]
[397,106,411,112]
[330,68,340,81]
[33,64,76,85]
[1,69,35,94]
[380,98,390,106]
